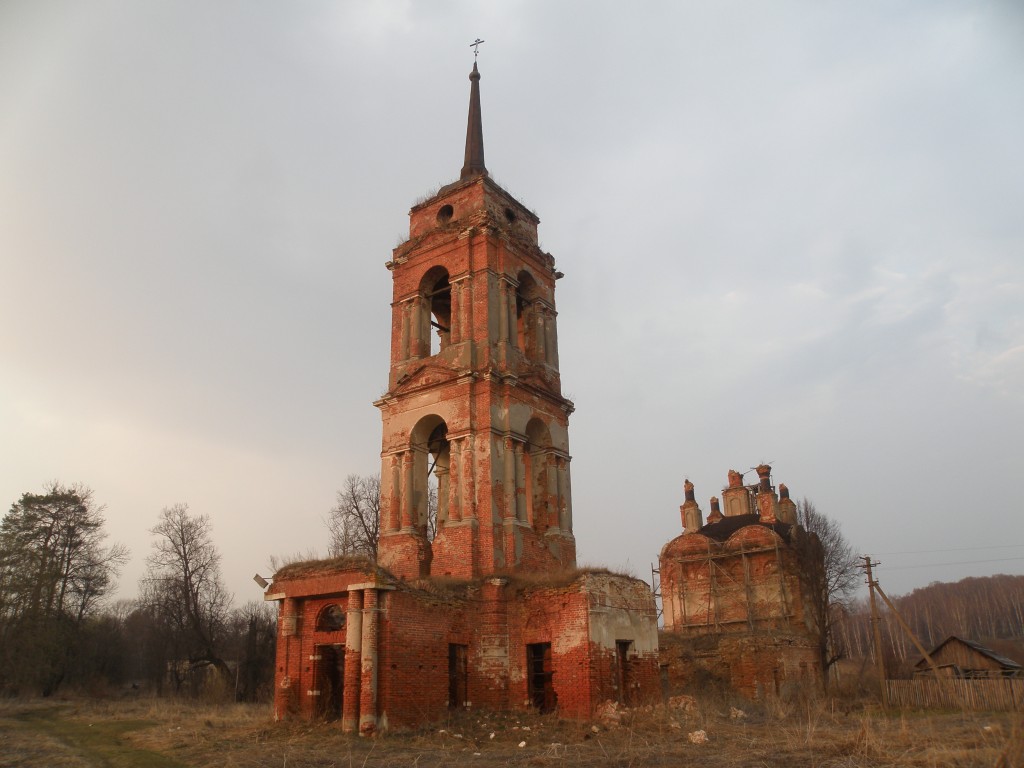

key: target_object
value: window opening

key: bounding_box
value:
[515,271,539,359]
[316,604,346,632]
[448,643,468,708]
[427,274,451,356]
[526,642,555,713]
[426,422,448,538]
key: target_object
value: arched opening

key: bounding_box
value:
[316,604,346,632]
[418,267,451,357]
[525,418,553,532]
[515,271,540,359]
[410,415,449,540]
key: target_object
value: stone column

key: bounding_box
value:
[401,452,414,529]
[556,458,568,531]
[535,307,546,361]
[498,281,509,344]
[548,309,560,369]
[435,463,449,528]
[561,459,573,534]
[461,435,475,520]
[514,442,526,523]
[449,281,461,344]
[546,453,560,530]
[459,278,471,345]
[359,589,379,734]
[503,437,515,520]
[341,590,363,733]
[448,439,462,522]
[399,301,411,361]
[408,297,423,358]
[388,454,401,532]
[506,283,518,349]
[274,597,299,721]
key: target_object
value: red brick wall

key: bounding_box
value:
[660,630,821,699]
[270,568,660,729]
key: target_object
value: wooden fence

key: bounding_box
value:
[886,678,1024,711]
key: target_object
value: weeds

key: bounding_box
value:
[0,695,1015,767]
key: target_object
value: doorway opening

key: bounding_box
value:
[526,642,555,713]
[448,643,468,708]
[615,640,633,705]
[313,644,344,719]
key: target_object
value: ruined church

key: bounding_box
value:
[265,62,660,733]
[658,465,824,698]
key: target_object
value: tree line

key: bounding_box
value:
[0,474,433,699]
[3,479,1017,697]
[0,484,274,699]
[833,573,1024,675]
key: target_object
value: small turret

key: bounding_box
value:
[777,483,798,525]
[706,496,723,524]
[722,469,750,516]
[680,478,704,533]
[754,464,778,523]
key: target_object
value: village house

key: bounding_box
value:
[914,636,1023,679]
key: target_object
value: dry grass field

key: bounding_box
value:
[0,695,1019,768]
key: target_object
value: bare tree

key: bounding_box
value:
[426,482,438,542]
[140,504,233,689]
[0,482,127,694]
[225,601,277,702]
[326,474,381,559]
[796,498,860,688]
[326,474,439,561]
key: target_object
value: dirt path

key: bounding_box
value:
[1,706,185,768]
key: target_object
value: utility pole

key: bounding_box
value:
[861,555,888,708]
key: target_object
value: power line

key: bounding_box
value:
[882,556,1024,571]
[873,543,1024,556]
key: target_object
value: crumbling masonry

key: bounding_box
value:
[266,62,660,732]
[658,464,823,698]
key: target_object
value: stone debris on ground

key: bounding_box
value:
[668,694,698,714]
[688,729,709,744]
[729,707,747,719]
[595,699,624,728]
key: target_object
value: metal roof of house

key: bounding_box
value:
[915,635,1023,670]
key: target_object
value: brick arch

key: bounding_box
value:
[315,602,346,632]
[723,524,785,552]
[515,270,542,359]
[524,418,554,531]
[416,266,451,356]
[409,414,449,539]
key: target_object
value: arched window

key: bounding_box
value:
[417,267,451,357]
[525,418,554,532]
[515,271,540,360]
[410,415,449,541]
[316,604,346,632]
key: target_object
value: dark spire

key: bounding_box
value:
[460,62,487,180]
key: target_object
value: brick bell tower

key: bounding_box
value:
[375,61,576,580]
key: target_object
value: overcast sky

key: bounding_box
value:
[2,1,1022,607]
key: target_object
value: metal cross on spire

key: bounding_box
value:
[470,38,485,59]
